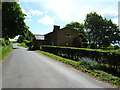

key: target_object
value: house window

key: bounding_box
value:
[66,33,71,38]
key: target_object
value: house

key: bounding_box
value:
[33,34,45,49]
[33,25,82,49]
[45,25,80,46]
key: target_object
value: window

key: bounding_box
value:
[66,33,71,38]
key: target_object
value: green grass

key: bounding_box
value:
[17,42,28,48]
[0,45,13,61]
[36,50,120,87]
[10,41,17,44]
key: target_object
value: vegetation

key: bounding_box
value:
[90,42,97,49]
[36,50,120,87]
[0,45,13,61]
[17,42,28,48]
[17,29,33,43]
[84,12,120,48]
[65,22,86,36]
[0,38,12,61]
[41,45,120,78]
[10,41,17,44]
[2,2,28,40]
[1,1,29,61]
[17,27,34,49]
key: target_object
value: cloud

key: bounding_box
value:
[21,0,118,25]
[41,0,75,21]
[99,10,118,18]
[38,15,54,25]
[99,10,118,25]
[112,18,118,25]
[28,9,43,16]
[22,8,32,18]
[24,19,32,24]
[21,8,27,14]
[26,19,32,22]
[22,8,43,18]
[27,15,32,18]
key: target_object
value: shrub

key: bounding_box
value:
[90,42,97,49]
[41,45,120,72]
[72,37,83,47]
[114,45,119,50]
[1,38,10,46]
[23,40,32,47]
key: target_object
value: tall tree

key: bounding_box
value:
[84,12,120,48]
[65,22,86,36]
[17,29,33,43]
[2,2,27,40]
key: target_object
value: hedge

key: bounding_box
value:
[41,45,120,72]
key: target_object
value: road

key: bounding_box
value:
[2,44,114,88]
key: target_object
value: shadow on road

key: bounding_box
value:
[13,47,19,49]
[27,48,35,51]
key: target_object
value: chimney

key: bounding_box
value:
[53,25,60,32]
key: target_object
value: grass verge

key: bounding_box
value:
[17,42,28,48]
[36,50,120,87]
[0,45,13,63]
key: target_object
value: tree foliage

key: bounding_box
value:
[17,29,33,43]
[2,2,27,40]
[65,22,86,36]
[72,33,88,48]
[84,12,120,48]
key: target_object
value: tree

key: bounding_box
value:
[84,12,120,48]
[65,22,86,36]
[2,2,27,40]
[72,37,83,48]
[17,29,33,43]
[72,33,88,48]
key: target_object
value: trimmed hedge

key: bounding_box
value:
[36,50,120,87]
[41,45,120,72]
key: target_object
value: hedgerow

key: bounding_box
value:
[36,50,120,87]
[41,45,120,76]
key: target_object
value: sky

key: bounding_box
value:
[18,0,119,35]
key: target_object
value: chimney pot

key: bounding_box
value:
[53,25,60,32]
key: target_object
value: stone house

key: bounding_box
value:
[33,34,45,49]
[33,25,80,49]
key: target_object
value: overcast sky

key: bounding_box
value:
[19,0,119,35]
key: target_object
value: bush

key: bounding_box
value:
[36,50,120,87]
[114,45,119,50]
[17,42,28,48]
[1,38,10,46]
[90,42,97,49]
[41,45,120,72]
[5,40,10,45]
[23,40,32,47]
[72,37,83,47]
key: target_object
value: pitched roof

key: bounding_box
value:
[34,34,45,40]
[45,27,79,36]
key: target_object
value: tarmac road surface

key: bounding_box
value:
[2,44,114,88]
